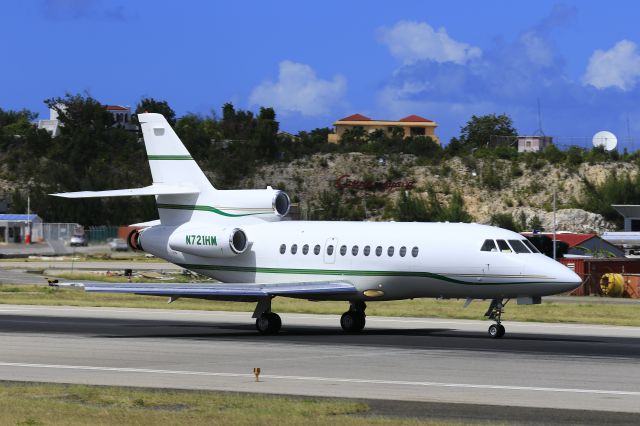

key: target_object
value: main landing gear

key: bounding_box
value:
[484,298,507,338]
[255,312,282,334]
[340,301,366,333]
[253,297,282,334]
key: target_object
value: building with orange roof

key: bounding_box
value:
[328,113,439,144]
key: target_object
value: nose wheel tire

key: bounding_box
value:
[488,323,505,339]
[256,312,282,334]
[340,311,365,333]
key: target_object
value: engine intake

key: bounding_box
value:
[273,191,290,217]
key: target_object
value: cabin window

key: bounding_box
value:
[327,245,334,256]
[523,239,540,253]
[375,246,383,256]
[364,245,371,256]
[508,239,530,254]
[302,244,309,255]
[399,246,407,257]
[314,244,321,255]
[279,244,286,254]
[387,246,395,257]
[291,244,298,254]
[480,239,497,252]
[496,240,512,253]
[340,245,347,256]
[411,246,419,257]
[352,245,359,256]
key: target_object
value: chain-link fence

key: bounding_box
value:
[86,226,119,243]
[42,223,80,242]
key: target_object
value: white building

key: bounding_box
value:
[37,107,62,137]
[517,135,552,153]
[0,214,43,243]
[38,104,137,137]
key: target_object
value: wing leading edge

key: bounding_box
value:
[76,280,357,299]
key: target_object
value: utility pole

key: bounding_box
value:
[552,190,557,260]
[26,192,31,245]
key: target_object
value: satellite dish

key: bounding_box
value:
[592,131,618,151]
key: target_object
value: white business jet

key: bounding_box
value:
[53,113,581,338]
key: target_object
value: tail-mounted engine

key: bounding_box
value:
[168,225,249,258]
[212,187,290,218]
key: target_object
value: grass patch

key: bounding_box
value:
[50,272,198,284]
[0,381,366,426]
[0,284,639,326]
[0,381,479,425]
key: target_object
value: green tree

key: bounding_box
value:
[442,192,473,222]
[46,93,114,134]
[542,143,564,164]
[255,107,279,159]
[489,212,519,231]
[0,108,37,136]
[577,171,640,228]
[221,103,256,140]
[529,215,544,231]
[174,113,216,161]
[134,98,176,125]
[459,114,517,149]
[480,162,502,190]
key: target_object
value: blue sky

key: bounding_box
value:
[3,1,640,149]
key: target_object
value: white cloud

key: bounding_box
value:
[249,61,346,116]
[377,21,482,65]
[583,40,640,90]
[520,32,553,67]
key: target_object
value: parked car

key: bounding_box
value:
[69,234,88,247]
[109,238,128,252]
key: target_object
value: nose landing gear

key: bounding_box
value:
[485,298,507,338]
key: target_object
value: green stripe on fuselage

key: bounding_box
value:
[148,155,193,160]
[157,203,271,217]
[177,263,557,286]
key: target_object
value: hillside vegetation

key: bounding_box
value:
[1,94,639,230]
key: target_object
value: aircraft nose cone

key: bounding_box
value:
[556,265,583,293]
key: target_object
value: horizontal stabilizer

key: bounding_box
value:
[129,219,161,227]
[74,280,357,298]
[51,184,200,199]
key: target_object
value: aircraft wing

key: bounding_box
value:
[66,280,357,298]
[50,184,200,198]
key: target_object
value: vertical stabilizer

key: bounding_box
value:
[138,113,215,224]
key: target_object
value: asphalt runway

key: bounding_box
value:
[0,304,638,423]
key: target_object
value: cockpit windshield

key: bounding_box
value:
[523,239,541,253]
[480,239,497,252]
[481,238,539,254]
[508,239,530,253]
[496,240,512,253]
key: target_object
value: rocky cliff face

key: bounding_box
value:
[242,153,637,233]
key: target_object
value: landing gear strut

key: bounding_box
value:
[340,301,366,333]
[484,298,507,339]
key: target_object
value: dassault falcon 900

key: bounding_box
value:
[53,113,582,338]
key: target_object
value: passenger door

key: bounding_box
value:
[324,237,337,264]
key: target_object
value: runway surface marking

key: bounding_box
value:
[1,361,638,397]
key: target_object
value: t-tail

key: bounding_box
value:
[51,113,291,226]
